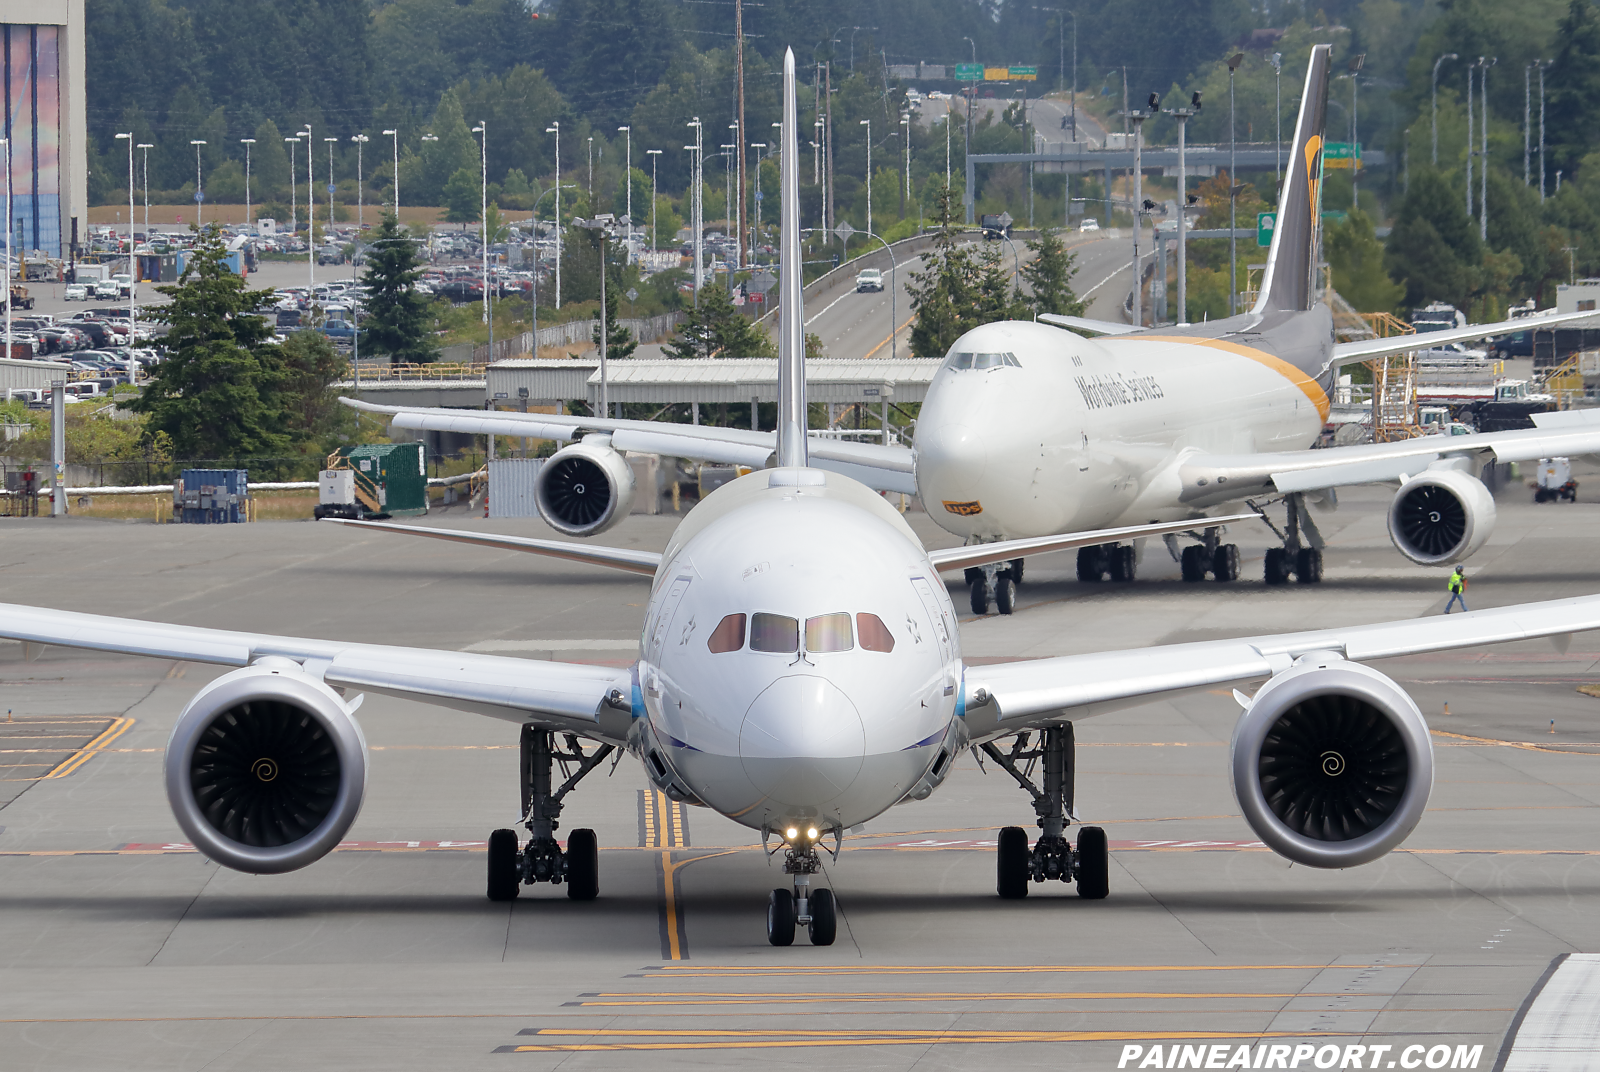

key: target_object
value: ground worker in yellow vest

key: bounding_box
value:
[1445,565,1469,614]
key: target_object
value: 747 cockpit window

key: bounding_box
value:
[945,351,1021,371]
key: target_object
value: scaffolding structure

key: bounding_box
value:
[1359,311,1419,442]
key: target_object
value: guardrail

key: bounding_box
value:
[347,361,487,382]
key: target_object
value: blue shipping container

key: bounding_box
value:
[179,468,248,523]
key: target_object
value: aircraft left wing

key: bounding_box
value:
[1331,309,1595,365]
[0,603,634,741]
[342,399,917,495]
[926,514,1262,572]
[1178,408,1600,502]
[962,591,1600,740]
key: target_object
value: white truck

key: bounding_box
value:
[1535,457,1578,503]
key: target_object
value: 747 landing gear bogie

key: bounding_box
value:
[487,726,612,903]
[1077,543,1136,583]
[765,825,838,946]
[969,557,1025,616]
[1256,492,1326,586]
[1177,527,1239,583]
[983,723,1110,902]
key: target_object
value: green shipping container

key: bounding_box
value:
[333,443,429,518]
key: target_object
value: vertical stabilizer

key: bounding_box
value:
[1252,45,1331,315]
[774,47,808,468]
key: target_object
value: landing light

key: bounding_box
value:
[807,827,819,840]
[786,827,799,840]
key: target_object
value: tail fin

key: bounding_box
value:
[1252,44,1331,314]
[774,47,808,468]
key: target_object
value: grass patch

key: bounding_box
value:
[66,489,321,522]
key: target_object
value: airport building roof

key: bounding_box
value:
[487,357,943,406]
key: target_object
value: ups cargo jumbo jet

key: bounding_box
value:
[7,51,1600,948]
[349,44,1600,616]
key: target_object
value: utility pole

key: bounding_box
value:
[472,122,489,347]
[618,125,632,250]
[137,143,152,240]
[1127,104,1148,327]
[1227,53,1243,316]
[351,133,368,231]
[686,117,704,300]
[825,63,835,238]
[1271,52,1282,191]
[735,0,747,271]
[1539,62,1548,201]
[1525,61,1536,186]
[1466,62,1474,219]
[324,138,337,246]
[586,136,593,204]
[1432,53,1457,166]
[190,140,206,228]
[1165,92,1199,326]
[860,119,872,238]
[383,128,399,218]
[901,113,911,221]
[286,136,299,236]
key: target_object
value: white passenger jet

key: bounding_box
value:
[5,51,1600,949]
[350,44,1600,616]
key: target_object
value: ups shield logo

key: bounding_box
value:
[943,500,983,516]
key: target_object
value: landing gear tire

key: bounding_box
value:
[1076,546,1105,582]
[1295,547,1323,584]
[1109,545,1137,582]
[565,828,599,901]
[1075,826,1109,900]
[997,825,1031,899]
[808,888,837,946]
[1264,547,1290,585]
[995,575,1016,615]
[964,567,982,585]
[1212,543,1239,581]
[1010,558,1025,585]
[487,828,521,902]
[1180,544,1207,582]
[767,888,796,946]
[970,579,991,615]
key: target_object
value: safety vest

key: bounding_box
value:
[1448,574,1464,593]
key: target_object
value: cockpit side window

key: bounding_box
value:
[805,612,854,653]
[857,613,895,652]
[707,613,746,653]
[750,613,800,653]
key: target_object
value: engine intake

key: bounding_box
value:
[1387,467,1495,566]
[1231,656,1432,868]
[535,436,636,536]
[165,659,368,874]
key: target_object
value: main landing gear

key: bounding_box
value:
[487,726,613,903]
[1252,492,1324,586]
[1076,543,1138,583]
[980,724,1109,901]
[765,825,838,946]
[1159,526,1241,583]
[966,558,1025,616]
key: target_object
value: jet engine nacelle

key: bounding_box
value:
[165,659,368,874]
[1387,467,1495,566]
[535,436,636,537]
[1230,656,1433,868]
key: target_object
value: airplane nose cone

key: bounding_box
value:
[740,675,865,807]
[915,418,989,504]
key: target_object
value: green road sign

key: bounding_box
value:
[1008,66,1038,81]
[954,63,983,81]
[1323,142,1360,159]
[1257,212,1275,247]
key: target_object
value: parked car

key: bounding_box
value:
[63,283,87,301]
[320,319,364,342]
[855,268,884,293]
[93,280,120,300]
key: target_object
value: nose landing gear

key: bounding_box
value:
[487,726,612,903]
[982,723,1109,901]
[765,827,839,946]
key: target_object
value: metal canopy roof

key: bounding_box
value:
[487,357,944,406]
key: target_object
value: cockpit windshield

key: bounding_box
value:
[945,351,1021,371]
[708,611,896,654]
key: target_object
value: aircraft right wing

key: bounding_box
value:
[1331,309,1595,365]
[344,399,918,495]
[925,514,1262,572]
[323,518,663,576]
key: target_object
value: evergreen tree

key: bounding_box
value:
[593,283,638,359]
[361,213,438,364]
[279,331,356,451]
[130,227,288,460]
[973,244,1032,323]
[1018,228,1083,317]
[907,186,979,358]
[443,167,481,226]
[1326,209,1405,313]
[1544,0,1600,179]
[663,286,776,358]
[1384,169,1482,309]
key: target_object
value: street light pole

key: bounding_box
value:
[190,140,206,228]
[962,35,976,222]
[728,123,740,263]
[1227,52,1243,316]
[1127,102,1149,327]
[419,133,438,259]
[587,135,593,205]
[1539,61,1548,201]
[324,137,337,242]
[1466,61,1474,219]
[382,129,398,218]
[1480,57,1494,242]
[859,119,871,238]
[115,132,136,384]
[1164,92,1199,326]
[750,141,767,262]
[646,149,661,251]
[1347,55,1364,209]
[1525,61,1536,186]
[687,117,704,299]
[285,137,299,236]
[240,138,255,230]
[472,122,490,354]
[618,125,631,249]
[300,126,315,290]
[351,133,369,230]
[1271,52,1282,191]
[901,113,911,219]
[137,143,152,240]
[1432,53,1457,166]
[545,121,561,307]
[2,138,10,367]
